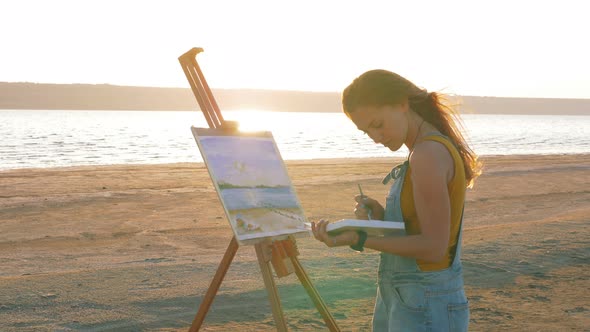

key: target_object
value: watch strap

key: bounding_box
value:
[350,230,367,252]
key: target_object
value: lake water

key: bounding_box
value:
[1,110,589,170]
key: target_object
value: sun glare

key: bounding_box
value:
[224,110,276,132]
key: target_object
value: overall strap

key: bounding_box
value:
[382,160,408,185]
[450,204,465,266]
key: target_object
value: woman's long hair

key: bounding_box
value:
[342,69,482,188]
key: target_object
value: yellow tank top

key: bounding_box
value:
[401,135,466,271]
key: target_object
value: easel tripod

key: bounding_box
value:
[178,47,340,332]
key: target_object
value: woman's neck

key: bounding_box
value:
[406,112,439,152]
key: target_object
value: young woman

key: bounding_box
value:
[311,69,481,331]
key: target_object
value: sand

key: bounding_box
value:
[0,154,588,331]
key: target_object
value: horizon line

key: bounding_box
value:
[2,81,590,101]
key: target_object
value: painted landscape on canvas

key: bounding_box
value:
[192,127,309,244]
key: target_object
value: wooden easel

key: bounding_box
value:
[178,47,340,332]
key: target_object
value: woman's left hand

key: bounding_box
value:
[311,219,358,248]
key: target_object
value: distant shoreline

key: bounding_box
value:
[3,153,589,172]
[1,82,589,115]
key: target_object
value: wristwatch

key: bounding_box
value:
[350,230,368,252]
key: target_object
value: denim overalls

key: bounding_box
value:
[372,160,470,332]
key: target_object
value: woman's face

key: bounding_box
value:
[348,103,409,151]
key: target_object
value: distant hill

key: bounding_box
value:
[0,82,588,115]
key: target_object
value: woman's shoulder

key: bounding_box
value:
[411,136,454,163]
[409,139,454,180]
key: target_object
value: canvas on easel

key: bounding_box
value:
[192,127,310,245]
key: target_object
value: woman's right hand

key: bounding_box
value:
[354,195,384,220]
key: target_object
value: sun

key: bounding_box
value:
[224,110,276,132]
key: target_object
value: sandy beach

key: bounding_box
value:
[1,154,588,331]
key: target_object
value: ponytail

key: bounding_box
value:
[410,92,482,188]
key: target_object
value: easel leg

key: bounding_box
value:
[189,237,239,332]
[255,243,289,332]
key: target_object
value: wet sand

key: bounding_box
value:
[1,154,588,331]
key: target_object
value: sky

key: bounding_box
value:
[198,136,290,187]
[1,0,589,98]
